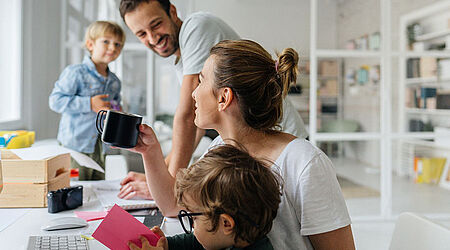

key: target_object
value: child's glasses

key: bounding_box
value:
[177,210,204,234]
[177,209,260,234]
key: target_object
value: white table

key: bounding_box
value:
[0,181,184,249]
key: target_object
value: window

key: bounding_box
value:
[0,1,22,125]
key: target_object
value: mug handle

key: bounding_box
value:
[96,110,107,134]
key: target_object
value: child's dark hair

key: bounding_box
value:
[175,144,282,244]
[119,0,171,21]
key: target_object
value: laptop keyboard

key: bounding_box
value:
[27,235,89,250]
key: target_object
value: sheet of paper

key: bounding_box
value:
[91,179,122,191]
[0,208,30,232]
[10,145,104,173]
[92,205,160,250]
[74,211,109,222]
[91,180,157,210]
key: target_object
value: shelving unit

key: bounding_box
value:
[309,0,392,220]
[308,0,450,221]
[398,1,450,137]
[397,0,450,216]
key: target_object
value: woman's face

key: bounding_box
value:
[192,56,220,129]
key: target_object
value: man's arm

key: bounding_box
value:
[308,225,355,250]
[165,127,205,173]
[167,74,199,177]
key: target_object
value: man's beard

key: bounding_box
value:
[148,33,179,57]
[149,20,180,57]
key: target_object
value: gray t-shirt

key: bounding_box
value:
[174,12,308,138]
[175,12,240,82]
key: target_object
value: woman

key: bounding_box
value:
[130,40,355,249]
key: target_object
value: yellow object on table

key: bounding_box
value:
[0,130,35,149]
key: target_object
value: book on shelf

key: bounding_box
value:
[407,58,421,78]
[414,157,447,184]
[420,87,437,109]
[406,87,438,109]
[406,57,437,79]
[420,57,437,78]
[436,90,450,109]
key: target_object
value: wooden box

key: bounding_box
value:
[0,151,70,207]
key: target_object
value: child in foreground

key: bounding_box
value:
[49,21,125,180]
[128,144,282,250]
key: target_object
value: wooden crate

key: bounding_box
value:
[0,151,70,207]
[0,171,69,207]
[1,151,70,183]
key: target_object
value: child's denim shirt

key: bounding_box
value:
[49,55,121,153]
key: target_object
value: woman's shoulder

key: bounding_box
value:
[275,138,325,169]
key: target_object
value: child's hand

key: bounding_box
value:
[128,228,168,250]
[91,94,111,113]
[151,227,168,250]
[128,236,155,250]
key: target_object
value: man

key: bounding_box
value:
[118,0,307,199]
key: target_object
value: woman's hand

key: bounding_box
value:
[128,227,168,250]
[127,124,161,155]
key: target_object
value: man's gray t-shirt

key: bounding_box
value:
[174,12,239,82]
[174,12,308,139]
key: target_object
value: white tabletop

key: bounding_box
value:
[0,181,184,249]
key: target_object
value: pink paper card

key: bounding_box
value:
[92,204,161,250]
[74,211,108,222]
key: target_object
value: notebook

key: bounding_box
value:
[91,179,157,210]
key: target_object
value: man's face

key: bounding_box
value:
[124,1,179,57]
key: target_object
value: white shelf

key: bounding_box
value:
[415,29,450,42]
[406,108,450,115]
[315,132,381,141]
[391,132,436,140]
[403,139,450,150]
[316,49,381,58]
[403,50,450,58]
[405,77,438,85]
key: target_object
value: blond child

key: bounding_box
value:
[129,144,282,250]
[49,21,125,180]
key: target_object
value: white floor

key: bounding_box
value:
[332,157,450,249]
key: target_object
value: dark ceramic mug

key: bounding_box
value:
[96,110,142,148]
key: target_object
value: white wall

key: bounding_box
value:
[22,0,61,140]
[193,0,337,54]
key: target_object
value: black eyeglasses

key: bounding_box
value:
[177,209,260,234]
[178,210,204,234]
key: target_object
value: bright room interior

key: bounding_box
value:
[1,0,450,249]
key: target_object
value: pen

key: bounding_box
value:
[80,234,94,240]
[160,218,166,229]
